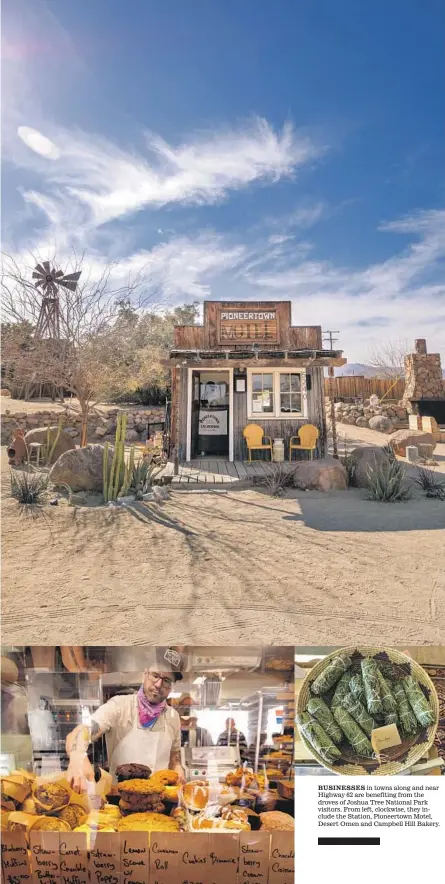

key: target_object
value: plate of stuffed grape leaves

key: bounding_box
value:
[296,646,439,775]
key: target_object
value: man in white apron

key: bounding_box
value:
[65,648,185,792]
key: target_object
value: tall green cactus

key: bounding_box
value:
[120,445,135,497]
[102,441,109,503]
[106,413,129,502]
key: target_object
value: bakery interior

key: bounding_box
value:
[294,646,445,776]
[1,645,295,836]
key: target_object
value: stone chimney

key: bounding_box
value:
[402,339,443,413]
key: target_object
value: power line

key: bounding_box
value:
[323,330,339,349]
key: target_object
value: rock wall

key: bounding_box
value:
[1,406,165,446]
[326,399,409,433]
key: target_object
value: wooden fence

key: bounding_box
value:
[324,375,405,401]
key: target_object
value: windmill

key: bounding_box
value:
[32,261,82,339]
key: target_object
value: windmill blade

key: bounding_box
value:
[32,270,45,280]
[57,278,79,292]
[61,271,82,283]
[54,269,64,278]
[34,278,45,288]
[42,260,51,273]
[34,264,46,275]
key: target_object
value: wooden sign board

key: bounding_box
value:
[175,834,209,884]
[121,834,149,884]
[1,830,33,884]
[268,832,295,884]
[149,833,182,884]
[238,831,270,883]
[218,310,278,344]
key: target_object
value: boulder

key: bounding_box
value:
[389,429,435,456]
[95,426,107,438]
[349,446,391,488]
[355,417,369,428]
[1,388,11,397]
[49,444,114,492]
[23,426,76,465]
[368,415,393,434]
[125,429,140,442]
[293,457,348,492]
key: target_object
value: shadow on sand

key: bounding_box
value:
[282,489,445,532]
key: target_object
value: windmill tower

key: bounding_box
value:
[28,262,82,399]
[32,261,82,340]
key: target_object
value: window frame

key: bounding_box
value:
[247,367,308,420]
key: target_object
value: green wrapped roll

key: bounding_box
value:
[377,670,398,717]
[333,706,373,757]
[384,713,398,726]
[393,681,418,735]
[307,697,343,744]
[331,672,354,709]
[402,677,435,727]
[349,674,366,704]
[341,692,376,737]
[361,658,383,714]
[297,712,342,763]
[310,654,352,695]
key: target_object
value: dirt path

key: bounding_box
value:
[2,448,444,645]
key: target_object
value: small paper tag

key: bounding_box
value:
[371,723,402,757]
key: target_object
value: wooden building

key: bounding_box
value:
[166,301,346,464]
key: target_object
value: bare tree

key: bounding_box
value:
[367,339,410,379]
[1,252,160,445]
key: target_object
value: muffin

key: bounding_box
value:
[33,781,70,815]
[30,816,71,833]
[57,805,88,829]
[259,811,294,831]
[1,774,32,806]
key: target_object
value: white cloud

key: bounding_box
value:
[9,117,322,233]
[17,126,60,159]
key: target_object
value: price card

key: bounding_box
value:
[149,833,182,884]
[29,832,61,884]
[59,833,88,884]
[268,832,294,884]
[239,832,270,883]
[89,834,120,884]
[120,834,149,884]
[371,724,402,758]
[175,834,209,884]
[1,831,33,884]
[207,834,239,884]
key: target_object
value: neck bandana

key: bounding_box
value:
[137,685,167,728]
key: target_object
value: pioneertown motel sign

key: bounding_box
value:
[218,310,278,343]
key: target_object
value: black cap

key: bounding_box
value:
[155,647,184,681]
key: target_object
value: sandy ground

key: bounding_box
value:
[2,424,445,645]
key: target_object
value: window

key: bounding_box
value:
[248,370,307,418]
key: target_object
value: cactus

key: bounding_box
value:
[47,418,63,465]
[103,441,109,503]
[120,445,135,497]
[107,413,129,502]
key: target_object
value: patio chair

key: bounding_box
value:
[289,424,319,461]
[243,424,273,462]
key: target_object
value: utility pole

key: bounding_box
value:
[323,330,340,459]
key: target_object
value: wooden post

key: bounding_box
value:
[170,365,180,475]
[328,365,338,459]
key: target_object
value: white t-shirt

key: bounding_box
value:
[91,695,181,762]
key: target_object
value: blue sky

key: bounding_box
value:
[2,0,444,361]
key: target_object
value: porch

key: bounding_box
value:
[159,455,305,486]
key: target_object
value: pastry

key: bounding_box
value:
[74,824,116,847]
[99,804,122,820]
[33,780,70,815]
[259,811,294,831]
[162,784,180,802]
[181,782,209,811]
[1,774,32,806]
[117,812,179,832]
[116,764,151,782]
[118,778,163,797]
[21,798,37,815]
[85,812,118,831]
[190,815,250,832]
[7,812,38,835]
[57,805,88,829]
[119,797,165,815]
[148,770,179,790]
[30,816,71,832]
[1,809,11,830]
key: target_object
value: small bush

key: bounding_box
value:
[366,457,411,502]
[339,435,356,486]
[129,458,163,497]
[382,442,397,463]
[254,463,296,497]
[414,467,445,500]
[10,470,48,505]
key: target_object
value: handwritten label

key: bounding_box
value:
[1,831,33,884]
[371,723,402,757]
[121,834,149,884]
[59,834,88,884]
[268,833,294,884]
[30,832,60,884]
[89,834,120,884]
[149,833,181,884]
[176,834,209,884]
[207,834,239,884]
[239,831,270,883]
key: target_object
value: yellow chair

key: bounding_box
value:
[243,424,273,462]
[289,424,319,461]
